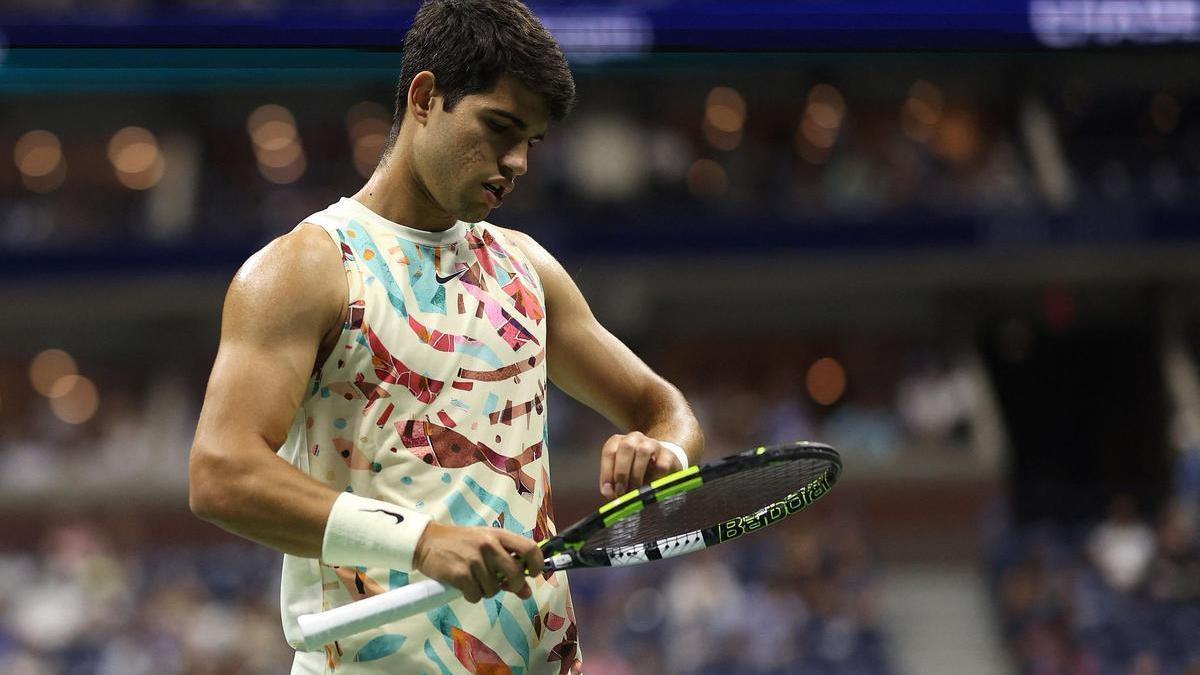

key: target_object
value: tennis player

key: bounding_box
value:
[187,1,703,672]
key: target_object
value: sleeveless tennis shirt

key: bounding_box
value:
[277,197,578,674]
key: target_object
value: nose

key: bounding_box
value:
[501,143,528,178]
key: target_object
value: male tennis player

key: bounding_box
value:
[188,1,703,673]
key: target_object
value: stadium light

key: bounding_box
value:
[107,126,166,190]
[13,129,66,193]
[29,349,77,398]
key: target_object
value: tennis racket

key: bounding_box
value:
[296,440,840,651]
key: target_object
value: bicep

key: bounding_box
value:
[198,324,320,452]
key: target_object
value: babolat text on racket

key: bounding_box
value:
[297,440,841,650]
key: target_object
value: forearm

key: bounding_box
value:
[631,381,704,465]
[189,440,339,558]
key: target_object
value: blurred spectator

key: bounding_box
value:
[991,498,1200,675]
[663,551,747,672]
[895,355,975,453]
[571,515,894,675]
[1146,503,1200,604]
[0,521,291,675]
[1087,495,1155,593]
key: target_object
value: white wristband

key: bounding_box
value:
[658,441,689,470]
[321,492,432,571]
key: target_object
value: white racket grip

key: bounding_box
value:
[296,579,462,651]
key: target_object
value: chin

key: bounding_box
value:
[461,205,493,223]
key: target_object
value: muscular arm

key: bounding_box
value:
[501,228,704,497]
[188,223,347,558]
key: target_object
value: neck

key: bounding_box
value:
[351,148,456,233]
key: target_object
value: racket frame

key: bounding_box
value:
[538,440,841,571]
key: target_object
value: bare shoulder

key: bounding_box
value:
[493,225,590,318]
[225,222,345,334]
[494,225,542,257]
[235,222,341,285]
[493,225,562,278]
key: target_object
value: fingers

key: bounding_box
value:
[470,557,502,600]
[610,435,635,496]
[570,659,584,675]
[599,435,621,499]
[456,567,484,604]
[420,525,547,604]
[484,542,527,597]
[496,529,545,578]
[629,440,654,491]
[603,432,661,498]
[493,530,544,600]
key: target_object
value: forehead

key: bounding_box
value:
[465,75,549,129]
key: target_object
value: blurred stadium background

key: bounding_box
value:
[2,1,1200,674]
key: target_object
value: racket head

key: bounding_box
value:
[541,440,840,570]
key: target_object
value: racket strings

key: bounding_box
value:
[584,455,830,551]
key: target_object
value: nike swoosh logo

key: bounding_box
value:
[361,508,405,524]
[435,268,468,284]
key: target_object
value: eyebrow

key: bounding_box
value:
[484,108,546,141]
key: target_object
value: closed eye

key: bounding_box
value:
[486,118,542,152]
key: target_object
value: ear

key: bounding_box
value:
[408,70,438,126]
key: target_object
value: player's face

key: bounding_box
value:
[418,74,549,224]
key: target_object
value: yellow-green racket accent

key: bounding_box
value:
[598,488,642,514]
[650,464,700,489]
[596,465,707,527]
[601,500,644,526]
[652,471,703,500]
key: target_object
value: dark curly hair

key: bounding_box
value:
[383,0,576,156]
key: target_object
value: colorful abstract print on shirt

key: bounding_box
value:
[281,202,579,675]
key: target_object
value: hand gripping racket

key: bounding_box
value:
[296,440,841,650]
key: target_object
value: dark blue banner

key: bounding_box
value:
[1,0,1197,51]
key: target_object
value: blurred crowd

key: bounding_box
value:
[0,336,985,499]
[2,59,1195,256]
[0,522,292,675]
[571,514,891,675]
[0,361,198,499]
[0,513,892,675]
[987,496,1200,675]
[567,338,986,468]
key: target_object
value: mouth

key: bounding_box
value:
[482,183,505,207]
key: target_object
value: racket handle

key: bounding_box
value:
[296,579,462,651]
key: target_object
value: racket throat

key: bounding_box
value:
[540,534,592,571]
